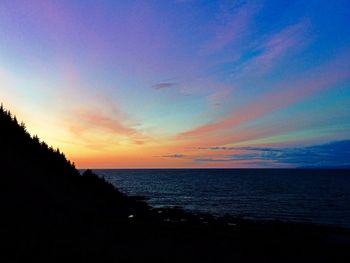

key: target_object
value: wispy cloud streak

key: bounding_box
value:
[201,3,257,53]
[179,51,350,138]
[243,20,310,75]
[160,154,185,158]
[152,82,176,90]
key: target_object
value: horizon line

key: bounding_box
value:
[78,167,350,170]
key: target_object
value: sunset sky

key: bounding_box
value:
[1,0,349,168]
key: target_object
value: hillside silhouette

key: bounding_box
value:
[1,104,350,262]
[0,104,149,222]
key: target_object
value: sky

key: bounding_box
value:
[0,0,350,168]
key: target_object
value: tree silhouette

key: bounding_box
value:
[0,103,149,222]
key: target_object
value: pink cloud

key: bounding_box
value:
[49,60,150,147]
[179,50,350,138]
[64,105,150,148]
[69,109,135,136]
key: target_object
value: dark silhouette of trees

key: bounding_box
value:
[0,104,149,223]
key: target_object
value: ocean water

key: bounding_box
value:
[93,169,350,228]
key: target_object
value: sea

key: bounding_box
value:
[93,169,350,228]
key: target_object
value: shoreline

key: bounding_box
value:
[93,168,350,230]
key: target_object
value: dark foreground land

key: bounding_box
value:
[1,106,350,262]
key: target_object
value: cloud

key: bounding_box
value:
[68,109,136,136]
[242,19,310,75]
[261,140,350,167]
[199,146,282,152]
[207,88,231,107]
[201,2,257,53]
[194,157,231,163]
[195,140,350,167]
[63,107,151,150]
[179,50,350,138]
[160,153,185,158]
[152,82,176,90]
[195,153,260,163]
